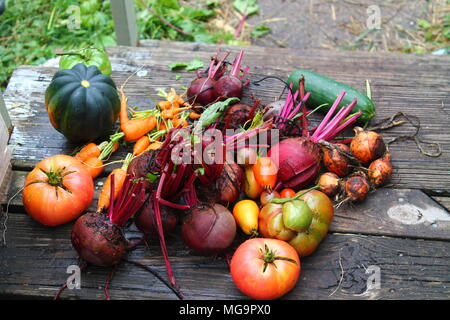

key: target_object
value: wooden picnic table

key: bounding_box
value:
[1,40,449,300]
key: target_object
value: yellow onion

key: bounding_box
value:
[350,127,386,164]
[344,172,370,201]
[322,143,350,177]
[368,153,393,187]
[318,172,340,197]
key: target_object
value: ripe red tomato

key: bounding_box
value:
[280,188,296,198]
[252,157,278,191]
[22,155,94,226]
[230,238,300,300]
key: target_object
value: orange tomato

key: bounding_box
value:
[253,157,278,191]
[22,155,94,226]
[280,188,296,198]
[230,238,301,300]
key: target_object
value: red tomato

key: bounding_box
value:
[22,155,94,226]
[280,188,296,198]
[230,238,301,300]
[252,157,278,191]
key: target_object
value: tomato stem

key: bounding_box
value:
[260,244,298,273]
[270,185,319,204]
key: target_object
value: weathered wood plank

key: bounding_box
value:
[5,170,450,241]
[0,92,12,133]
[3,41,450,192]
[0,93,11,201]
[432,197,450,213]
[110,0,138,47]
[0,214,449,300]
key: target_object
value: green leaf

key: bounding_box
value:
[251,25,271,38]
[196,167,205,175]
[185,57,204,71]
[417,19,431,29]
[248,110,264,130]
[168,57,204,71]
[157,0,180,10]
[233,0,259,16]
[146,172,160,183]
[197,97,240,129]
[175,74,182,80]
[168,62,188,70]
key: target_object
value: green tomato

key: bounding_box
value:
[59,48,112,75]
[282,200,313,232]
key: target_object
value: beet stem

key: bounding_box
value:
[152,192,176,288]
[312,90,346,140]
[107,173,115,221]
[327,111,362,140]
[315,99,357,142]
[287,92,310,120]
[230,50,244,77]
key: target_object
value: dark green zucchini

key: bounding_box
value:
[287,69,375,124]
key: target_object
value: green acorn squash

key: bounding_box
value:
[45,63,120,142]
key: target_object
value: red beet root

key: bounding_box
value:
[182,203,236,256]
[135,202,178,241]
[71,212,128,267]
[187,78,217,106]
[71,175,146,267]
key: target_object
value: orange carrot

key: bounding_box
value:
[172,118,188,128]
[97,154,133,212]
[111,142,120,154]
[133,135,151,156]
[119,86,157,142]
[145,141,162,151]
[189,111,201,119]
[83,157,104,179]
[75,143,100,162]
[158,100,172,109]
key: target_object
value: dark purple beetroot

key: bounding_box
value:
[187,78,217,106]
[181,203,236,256]
[71,212,128,267]
[135,201,178,241]
[127,151,157,192]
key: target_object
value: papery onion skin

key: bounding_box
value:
[322,143,350,177]
[350,127,386,164]
[344,172,370,201]
[318,172,340,197]
[368,153,393,187]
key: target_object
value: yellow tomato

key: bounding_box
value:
[233,200,260,236]
[244,166,263,199]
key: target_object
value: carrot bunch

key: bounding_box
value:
[75,132,124,178]
[131,88,193,156]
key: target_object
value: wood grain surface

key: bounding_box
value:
[1,40,449,300]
